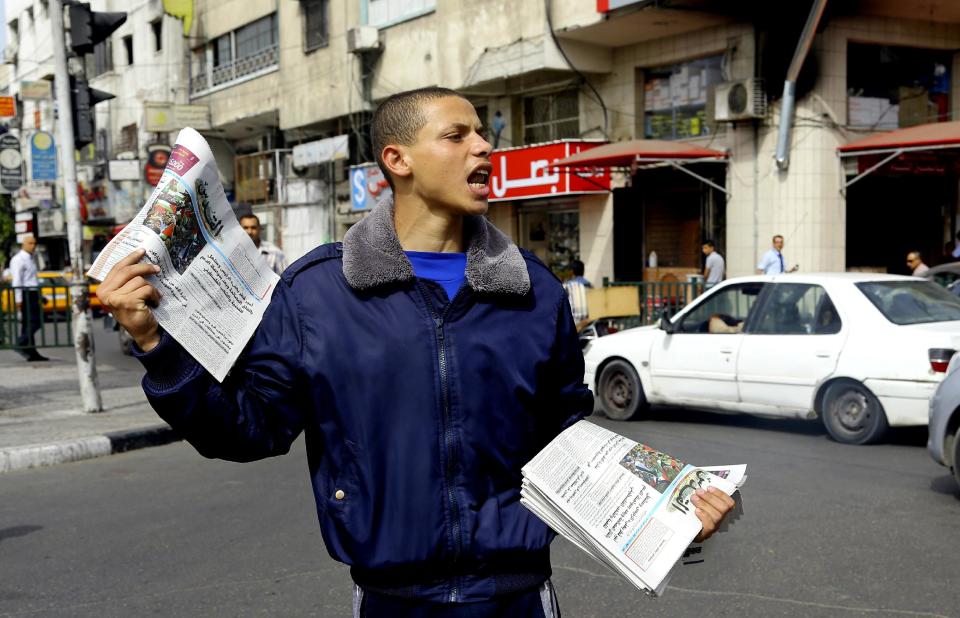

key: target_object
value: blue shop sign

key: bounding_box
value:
[31,131,57,182]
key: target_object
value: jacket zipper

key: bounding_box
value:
[424,283,466,603]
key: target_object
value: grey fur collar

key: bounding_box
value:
[341,197,530,296]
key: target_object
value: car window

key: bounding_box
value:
[856,280,960,325]
[752,283,841,335]
[678,283,764,334]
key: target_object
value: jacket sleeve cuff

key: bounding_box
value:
[134,330,203,393]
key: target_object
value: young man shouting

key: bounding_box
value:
[98,87,734,617]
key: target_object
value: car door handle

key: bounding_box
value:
[720,349,734,354]
[815,351,832,358]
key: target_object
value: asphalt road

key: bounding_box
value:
[1,409,957,618]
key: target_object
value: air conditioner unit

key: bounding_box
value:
[346,26,379,54]
[714,78,767,121]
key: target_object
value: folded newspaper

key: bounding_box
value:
[521,420,745,596]
[87,128,280,382]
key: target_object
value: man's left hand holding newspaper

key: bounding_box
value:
[97,249,162,353]
[691,487,736,542]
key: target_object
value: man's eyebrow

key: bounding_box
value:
[439,122,483,133]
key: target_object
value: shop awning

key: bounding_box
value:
[837,121,960,191]
[552,139,729,196]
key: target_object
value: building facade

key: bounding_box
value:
[7,0,960,282]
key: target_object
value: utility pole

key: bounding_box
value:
[50,0,100,412]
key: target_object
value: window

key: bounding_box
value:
[752,284,842,335]
[303,0,328,52]
[122,35,133,65]
[366,0,435,28]
[856,281,960,325]
[89,39,113,77]
[213,34,232,67]
[644,55,723,140]
[678,283,764,334]
[848,43,952,129]
[523,89,579,145]
[151,19,162,52]
[235,14,276,60]
[193,13,279,94]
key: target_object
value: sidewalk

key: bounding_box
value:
[0,332,179,474]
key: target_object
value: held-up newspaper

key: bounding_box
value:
[521,421,745,596]
[87,128,279,382]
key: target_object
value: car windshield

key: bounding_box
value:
[856,280,960,325]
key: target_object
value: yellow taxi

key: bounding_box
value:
[0,271,102,315]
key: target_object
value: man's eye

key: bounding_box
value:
[446,134,463,141]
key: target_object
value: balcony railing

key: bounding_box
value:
[191,44,279,96]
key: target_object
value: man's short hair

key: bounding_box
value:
[703,240,715,249]
[908,250,922,261]
[372,87,469,189]
[571,259,585,277]
[773,234,784,242]
[239,213,260,226]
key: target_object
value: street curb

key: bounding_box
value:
[0,424,181,474]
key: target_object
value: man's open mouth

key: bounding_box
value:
[467,169,490,190]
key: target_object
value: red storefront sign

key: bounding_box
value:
[489,140,610,202]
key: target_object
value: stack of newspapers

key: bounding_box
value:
[521,420,745,596]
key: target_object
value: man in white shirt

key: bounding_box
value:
[702,240,725,289]
[239,214,288,276]
[756,234,798,275]
[10,235,48,361]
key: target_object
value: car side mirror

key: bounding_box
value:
[659,315,676,334]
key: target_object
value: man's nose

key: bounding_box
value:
[473,134,492,157]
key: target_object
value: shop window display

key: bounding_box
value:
[847,43,952,129]
[520,209,580,278]
[644,55,724,140]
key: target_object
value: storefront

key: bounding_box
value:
[839,121,960,274]
[488,140,610,278]
[553,139,727,282]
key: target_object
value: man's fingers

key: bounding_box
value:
[115,276,153,297]
[692,492,724,524]
[130,284,162,308]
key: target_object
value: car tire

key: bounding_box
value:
[821,380,888,445]
[598,359,646,421]
[952,430,960,489]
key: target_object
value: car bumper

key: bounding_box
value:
[863,378,937,427]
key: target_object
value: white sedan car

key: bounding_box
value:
[583,273,960,444]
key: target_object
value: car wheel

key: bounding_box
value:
[952,431,960,490]
[821,381,888,445]
[598,359,646,421]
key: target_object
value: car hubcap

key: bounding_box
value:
[834,390,869,432]
[605,372,632,411]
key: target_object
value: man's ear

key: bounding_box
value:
[381,145,411,182]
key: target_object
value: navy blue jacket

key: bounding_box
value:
[137,200,593,602]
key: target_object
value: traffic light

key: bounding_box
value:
[67,3,126,55]
[65,3,126,149]
[70,76,114,148]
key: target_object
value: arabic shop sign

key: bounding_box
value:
[350,163,391,211]
[489,140,610,202]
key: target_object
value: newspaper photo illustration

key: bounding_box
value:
[521,420,745,596]
[87,128,279,381]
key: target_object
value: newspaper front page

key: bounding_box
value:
[521,421,744,596]
[87,128,279,381]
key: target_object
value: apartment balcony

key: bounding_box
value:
[190,44,279,98]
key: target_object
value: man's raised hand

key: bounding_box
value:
[96,249,163,352]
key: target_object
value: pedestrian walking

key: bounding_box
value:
[9,235,48,362]
[907,250,930,276]
[563,259,592,324]
[702,240,725,289]
[99,87,734,618]
[756,234,798,275]
[239,213,288,275]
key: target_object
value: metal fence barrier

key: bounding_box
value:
[602,278,704,325]
[0,284,74,350]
